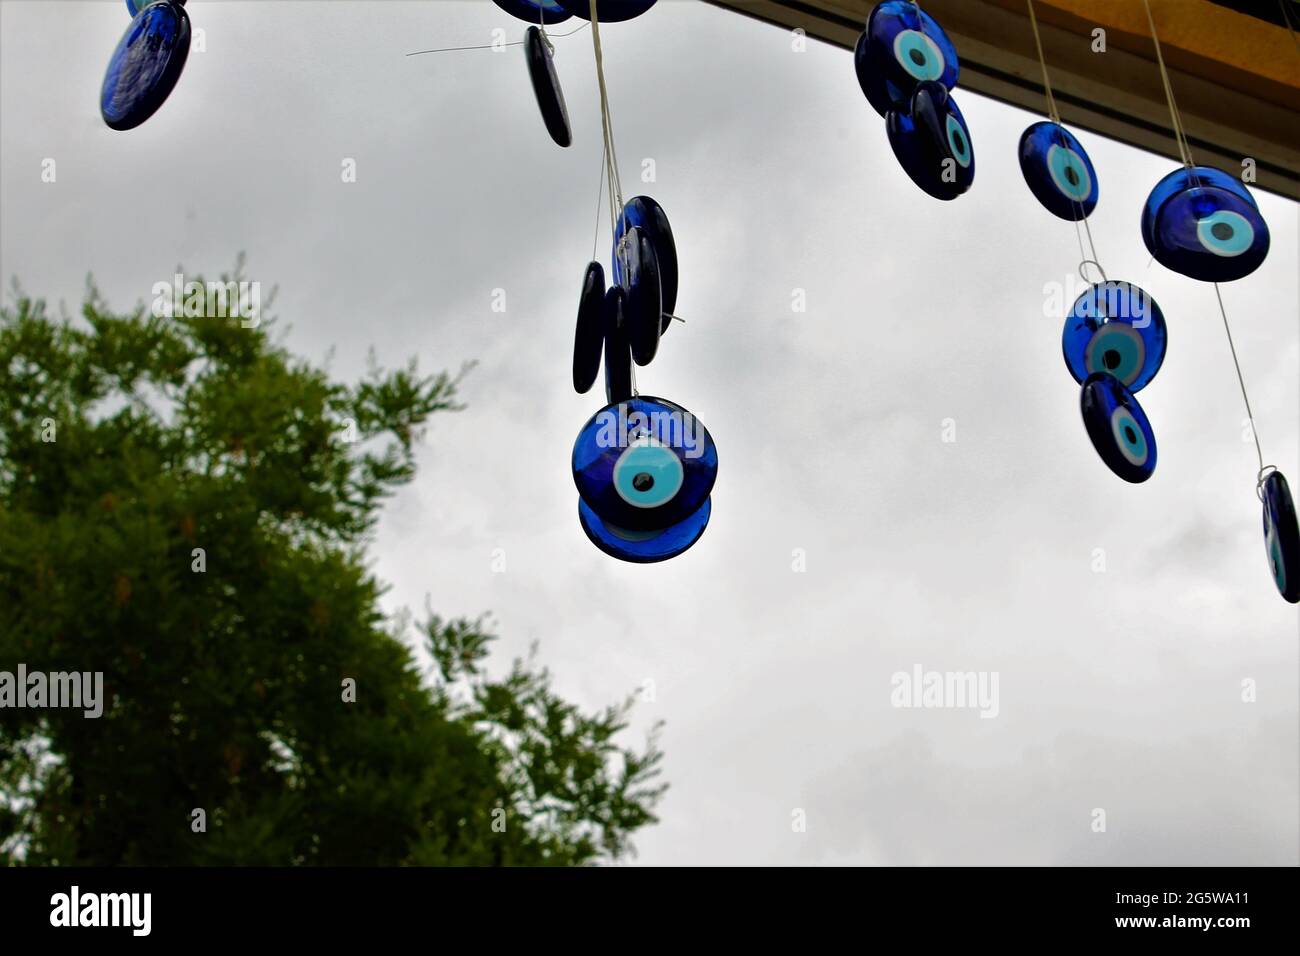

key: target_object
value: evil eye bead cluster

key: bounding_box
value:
[856,2,974,200]
[570,198,713,562]
[1063,281,1167,484]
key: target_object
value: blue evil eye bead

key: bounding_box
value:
[492,0,573,24]
[885,81,973,201]
[615,226,663,367]
[524,26,571,147]
[854,1,959,118]
[613,196,678,321]
[1019,122,1098,221]
[574,262,605,393]
[1062,281,1167,392]
[1142,167,1269,282]
[572,395,718,532]
[602,288,634,405]
[556,0,657,22]
[1079,373,1157,484]
[578,496,711,563]
[101,1,192,131]
[1141,166,1254,251]
[1261,471,1300,603]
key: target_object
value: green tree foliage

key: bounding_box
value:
[0,271,664,865]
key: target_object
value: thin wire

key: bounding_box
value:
[1029,0,1104,278]
[1143,0,1265,489]
[1279,0,1299,51]
[591,140,607,262]
[589,0,630,267]
[406,22,589,57]
[1079,214,1106,279]
[1025,0,1061,124]
[1213,282,1265,473]
[1140,0,1195,170]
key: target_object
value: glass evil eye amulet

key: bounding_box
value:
[1062,281,1167,393]
[1142,166,1270,282]
[855,0,959,117]
[1019,122,1098,221]
[1261,471,1300,604]
[491,0,574,24]
[102,0,192,131]
[885,80,974,200]
[572,397,718,562]
[524,25,572,147]
[556,1,658,23]
[1079,372,1157,484]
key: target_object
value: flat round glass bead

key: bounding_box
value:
[101,1,191,131]
[491,0,573,24]
[524,25,571,147]
[556,0,657,22]
[613,196,677,321]
[573,262,605,393]
[1262,471,1300,603]
[578,495,710,563]
[1062,281,1167,393]
[572,395,717,532]
[1018,122,1098,221]
[885,81,973,200]
[1079,372,1157,484]
[855,0,959,117]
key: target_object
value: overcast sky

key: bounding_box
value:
[2,0,1297,865]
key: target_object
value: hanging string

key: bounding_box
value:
[1027,0,1106,281]
[1025,0,1061,125]
[406,21,589,57]
[1141,0,1271,493]
[1140,0,1196,171]
[591,138,608,262]
[1214,282,1268,480]
[1278,0,1299,51]
[589,0,626,236]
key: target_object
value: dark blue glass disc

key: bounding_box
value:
[556,0,657,22]
[1141,166,1255,251]
[578,495,710,563]
[1062,281,1166,393]
[602,288,634,405]
[101,2,191,131]
[1019,122,1098,221]
[573,395,718,532]
[616,226,662,367]
[1079,372,1157,484]
[492,0,573,24]
[1143,169,1270,282]
[524,26,572,147]
[1262,471,1300,603]
[574,262,605,394]
[885,81,973,201]
[613,196,677,321]
[855,0,959,118]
